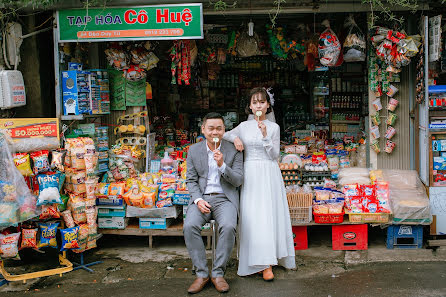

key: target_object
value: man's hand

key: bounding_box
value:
[197,200,211,214]
[213,150,224,167]
[234,137,244,151]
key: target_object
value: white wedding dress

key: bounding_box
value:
[224,119,296,276]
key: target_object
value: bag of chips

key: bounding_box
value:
[30,150,51,175]
[0,232,21,259]
[51,150,66,172]
[109,182,125,197]
[68,194,87,224]
[95,183,110,197]
[73,224,89,253]
[40,204,60,220]
[61,209,76,228]
[38,222,59,249]
[58,194,69,212]
[60,226,80,251]
[13,153,33,176]
[37,173,62,206]
[0,203,18,227]
[20,228,38,250]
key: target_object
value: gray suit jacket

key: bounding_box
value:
[186,139,244,211]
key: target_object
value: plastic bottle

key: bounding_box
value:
[161,152,174,169]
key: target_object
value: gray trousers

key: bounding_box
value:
[183,194,237,278]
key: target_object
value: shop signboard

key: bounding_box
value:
[0,118,59,141]
[57,4,203,42]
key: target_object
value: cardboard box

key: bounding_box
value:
[98,217,128,229]
[96,196,124,206]
[97,205,126,217]
[173,192,191,205]
[126,205,181,218]
[139,218,174,229]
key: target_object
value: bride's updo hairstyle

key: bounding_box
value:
[245,87,273,115]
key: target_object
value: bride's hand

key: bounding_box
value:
[234,137,244,151]
[258,121,267,138]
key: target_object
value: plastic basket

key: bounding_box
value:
[346,212,391,223]
[313,212,345,224]
[287,193,313,224]
[289,206,312,224]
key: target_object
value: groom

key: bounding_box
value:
[184,112,243,294]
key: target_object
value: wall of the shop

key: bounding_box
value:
[14,13,55,118]
[373,69,412,170]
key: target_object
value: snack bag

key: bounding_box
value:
[95,183,110,197]
[0,203,18,227]
[37,173,62,206]
[13,153,33,176]
[318,20,341,66]
[61,209,76,228]
[20,228,38,249]
[51,150,66,172]
[85,207,97,226]
[60,226,80,251]
[0,232,21,259]
[73,224,89,253]
[68,195,87,224]
[85,177,98,199]
[57,194,69,212]
[38,222,59,249]
[40,204,60,220]
[30,150,51,175]
[156,197,173,208]
[158,183,176,201]
[0,181,18,202]
[109,182,125,197]
[71,147,86,170]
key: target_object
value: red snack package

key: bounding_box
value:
[40,204,60,220]
[20,228,38,249]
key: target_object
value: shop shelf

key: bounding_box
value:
[346,211,391,223]
[330,120,361,124]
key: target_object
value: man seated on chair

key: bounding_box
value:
[183,112,244,294]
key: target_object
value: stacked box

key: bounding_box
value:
[139,218,174,229]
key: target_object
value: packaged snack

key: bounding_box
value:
[20,228,38,249]
[13,153,33,176]
[85,177,98,199]
[372,99,383,111]
[385,140,396,154]
[0,181,18,202]
[312,203,329,214]
[318,20,341,66]
[371,113,381,126]
[60,226,80,251]
[71,147,86,170]
[156,198,173,208]
[30,150,50,175]
[95,183,110,197]
[69,195,87,224]
[328,202,344,214]
[86,224,98,250]
[0,232,21,259]
[61,209,76,228]
[161,174,176,184]
[0,203,18,227]
[38,222,59,248]
[343,184,360,197]
[40,204,60,220]
[314,188,331,200]
[85,207,97,226]
[370,170,384,183]
[371,125,380,139]
[109,182,125,197]
[385,126,396,139]
[51,150,66,172]
[371,140,380,153]
[387,98,399,111]
[37,173,62,206]
[58,194,69,212]
[73,224,89,253]
[71,171,86,184]
[19,196,37,221]
[386,112,398,126]
[386,84,399,97]
[360,185,375,197]
[84,153,98,177]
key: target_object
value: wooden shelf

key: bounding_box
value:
[99,221,213,248]
[330,120,361,124]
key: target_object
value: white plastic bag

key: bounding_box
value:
[343,15,366,62]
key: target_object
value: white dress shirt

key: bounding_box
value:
[194,142,226,204]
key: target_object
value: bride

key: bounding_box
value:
[223,87,295,280]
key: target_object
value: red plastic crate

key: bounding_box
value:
[313,212,344,224]
[332,224,368,250]
[292,226,308,250]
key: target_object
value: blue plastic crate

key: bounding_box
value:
[386,225,423,249]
